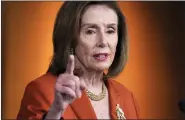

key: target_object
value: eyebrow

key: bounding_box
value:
[81,23,117,28]
[81,23,98,29]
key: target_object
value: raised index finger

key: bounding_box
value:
[66,55,75,74]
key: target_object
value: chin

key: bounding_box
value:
[93,63,111,71]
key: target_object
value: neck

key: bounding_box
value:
[74,55,105,90]
[82,70,104,88]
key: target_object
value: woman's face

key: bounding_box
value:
[75,5,118,71]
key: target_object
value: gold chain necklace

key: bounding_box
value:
[85,84,106,101]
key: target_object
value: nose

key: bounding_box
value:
[96,31,108,48]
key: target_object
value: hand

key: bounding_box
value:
[52,55,86,112]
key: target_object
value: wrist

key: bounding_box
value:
[50,103,64,114]
[44,105,64,120]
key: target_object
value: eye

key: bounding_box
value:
[85,29,96,35]
[106,28,116,34]
[107,29,115,34]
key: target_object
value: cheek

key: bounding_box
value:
[108,36,118,63]
[76,34,96,55]
[75,41,94,63]
[109,36,118,53]
[75,44,88,59]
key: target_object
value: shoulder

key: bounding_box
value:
[27,72,57,88]
[25,72,57,95]
[21,72,57,106]
[108,79,133,96]
[17,73,57,119]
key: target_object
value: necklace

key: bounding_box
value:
[85,84,106,101]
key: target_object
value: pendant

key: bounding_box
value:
[116,104,126,119]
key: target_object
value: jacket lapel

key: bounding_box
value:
[106,80,121,119]
[107,80,130,119]
[70,90,97,119]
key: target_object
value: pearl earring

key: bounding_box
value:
[70,48,74,55]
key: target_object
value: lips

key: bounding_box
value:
[93,53,109,61]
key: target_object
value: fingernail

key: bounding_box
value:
[78,93,82,98]
[78,95,81,98]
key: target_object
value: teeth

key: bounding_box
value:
[97,55,105,58]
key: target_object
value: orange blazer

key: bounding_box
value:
[17,73,140,119]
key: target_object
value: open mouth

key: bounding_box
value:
[93,53,109,61]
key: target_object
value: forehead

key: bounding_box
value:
[81,5,118,25]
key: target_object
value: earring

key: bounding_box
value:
[70,48,74,55]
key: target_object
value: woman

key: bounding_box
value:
[17,1,139,119]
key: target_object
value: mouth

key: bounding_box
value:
[93,53,109,61]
